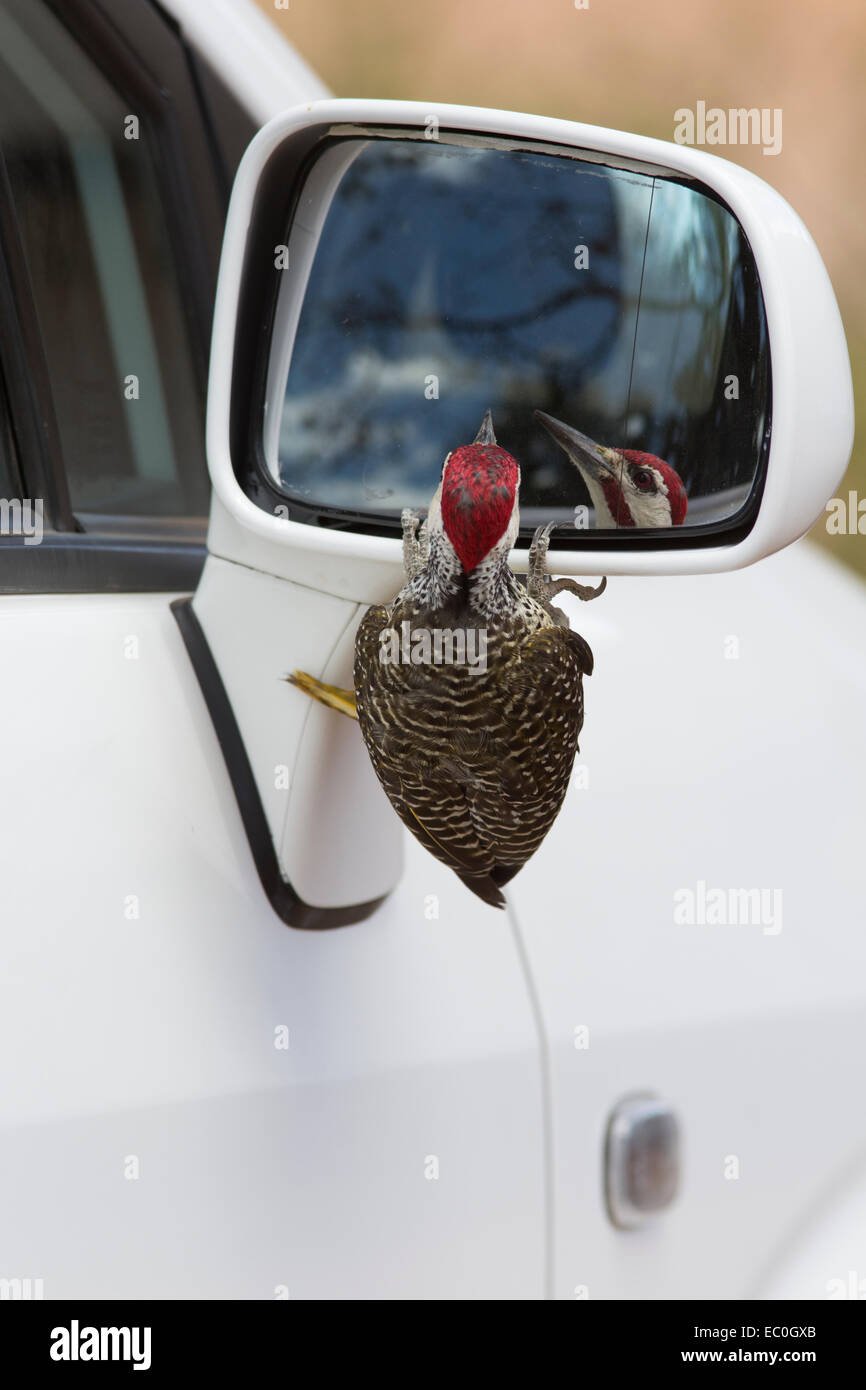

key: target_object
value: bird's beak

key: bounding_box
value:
[534,410,620,482]
[474,408,496,446]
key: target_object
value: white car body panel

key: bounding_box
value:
[0,0,860,1300]
[0,593,543,1298]
[508,539,866,1297]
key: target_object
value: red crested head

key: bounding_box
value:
[533,411,688,529]
[441,444,519,574]
[618,450,689,527]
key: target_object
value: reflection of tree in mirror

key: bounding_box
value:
[626,182,769,514]
[272,138,769,530]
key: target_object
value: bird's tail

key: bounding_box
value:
[286,670,358,720]
[456,871,507,910]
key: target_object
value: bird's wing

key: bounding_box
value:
[355,607,592,903]
[354,606,503,901]
[463,624,592,883]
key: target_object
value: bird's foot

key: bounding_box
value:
[402,508,424,580]
[286,670,358,720]
[528,523,607,605]
[527,522,556,599]
[545,575,607,603]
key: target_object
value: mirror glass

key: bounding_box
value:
[263,133,770,537]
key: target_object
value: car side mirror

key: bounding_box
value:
[211,98,852,585]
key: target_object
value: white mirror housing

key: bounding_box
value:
[208,98,853,596]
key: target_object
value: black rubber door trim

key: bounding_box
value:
[171,595,386,931]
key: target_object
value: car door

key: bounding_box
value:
[0,0,546,1299]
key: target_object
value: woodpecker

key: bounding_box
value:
[535,410,688,528]
[288,410,605,909]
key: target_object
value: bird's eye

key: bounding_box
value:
[633,469,654,490]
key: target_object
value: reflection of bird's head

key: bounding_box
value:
[433,409,521,573]
[534,410,688,529]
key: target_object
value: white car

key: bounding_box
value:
[0,0,863,1303]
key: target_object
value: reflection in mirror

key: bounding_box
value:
[263,134,770,537]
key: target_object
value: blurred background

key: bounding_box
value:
[257,0,864,576]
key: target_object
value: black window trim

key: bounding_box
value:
[0,146,76,532]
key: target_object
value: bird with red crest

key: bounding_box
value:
[289,409,606,907]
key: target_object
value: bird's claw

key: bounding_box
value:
[545,574,607,603]
[402,508,426,580]
[527,522,557,600]
[532,521,556,545]
[527,519,607,611]
[529,522,556,561]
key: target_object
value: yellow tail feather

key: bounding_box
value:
[286,670,358,721]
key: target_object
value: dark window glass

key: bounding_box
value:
[0,367,20,504]
[0,0,208,519]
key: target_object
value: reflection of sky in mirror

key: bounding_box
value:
[629,183,767,508]
[272,139,768,526]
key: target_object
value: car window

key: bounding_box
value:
[0,368,20,505]
[0,0,209,520]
